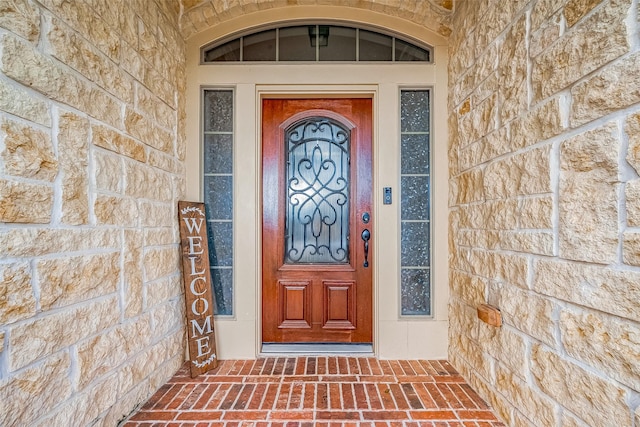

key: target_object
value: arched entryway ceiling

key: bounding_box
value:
[179,0,455,41]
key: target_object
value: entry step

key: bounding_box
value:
[261,343,373,355]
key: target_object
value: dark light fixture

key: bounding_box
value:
[308,25,330,47]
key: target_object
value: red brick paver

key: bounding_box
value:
[122,357,505,427]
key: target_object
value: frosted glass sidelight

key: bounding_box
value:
[400,89,431,316]
[202,89,234,316]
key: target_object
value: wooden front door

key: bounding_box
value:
[262,98,373,343]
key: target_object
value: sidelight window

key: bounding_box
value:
[202,89,234,316]
[400,89,431,316]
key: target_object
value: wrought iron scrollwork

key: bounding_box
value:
[285,118,350,264]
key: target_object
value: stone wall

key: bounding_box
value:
[179,0,455,38]
[448,0,640,426]
[0,0,186,425]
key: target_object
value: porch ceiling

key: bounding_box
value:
[178,0,455,40]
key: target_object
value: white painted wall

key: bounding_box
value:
[185,6,449,359]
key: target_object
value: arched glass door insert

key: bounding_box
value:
[284,117,351,264]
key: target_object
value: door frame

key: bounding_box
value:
[258,88,379,352]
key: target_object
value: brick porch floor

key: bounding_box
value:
[123,357,504,427]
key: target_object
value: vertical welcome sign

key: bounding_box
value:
[178,201,218,377]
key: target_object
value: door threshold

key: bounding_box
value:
[260,343,374,356]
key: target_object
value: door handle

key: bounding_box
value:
[361,229,370,268]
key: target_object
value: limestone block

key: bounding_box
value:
[0,117,57,181]
[124,229,143,318]
[457,168,484,204]
[0,330,3,353]
[560,307,640,391]
[101,379,151,427]
[490,283,556,347]
[0,78,50,126]
[143,247,180,283]
[138,17,159,63]
[472,251,529,288]
[498,15,527,123]
[77,314,152,388]
[559,124,619,263]
[125,161,173,202]
[0,228,120,257]
[58,111,89,225]
[626,112,640,174]
[149,352,184,391]
[495,363,558,427]
[94,150,123,193]
[0,262,35,324]
[32,373,119,427]
[86,86,123,129]
[485,198,518,230]
[571,53,640,126]
[530,12,561,57]
[474,43,498,92]
[449,176,459,207]
[510,97,563,150]
[94,195,139,226]
[0,35,121,128]
[45,15,133,103]
[148,147,182,174]
[118,3,137,48]
[37,252,120,310]
[626,180,640,227]
[143,68,176,109]
[0,352,72,427]
[154,124,175,156]
[450,270,486,306]
[481,326,528,378]
[0,178,53,223]
[560,412,590,427]
[564,0,606,27]
[135,82,175,130]
[531,0,564,30]
[146,275,183,309]
[623,231,640,266]
[139,200,174,227]
[38,0,120,60]
[92,124,146,163]
[533,259,640,321]
[473,71,499,107]
[0,0,40,42]
[531,344,631,427]
[464,94,498,147]
[518,196,553,229]
[150,299,184,340]
[532,0,629,101]
[636,407,640,427]
[144,227,176,247]
[478,127,510,164]
[484,146,552,199]
[448,326,494,382]
[499,230,555,256]
[119,42,145,82]
[125,107,158,146]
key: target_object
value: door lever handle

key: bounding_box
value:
[361,229,371,268]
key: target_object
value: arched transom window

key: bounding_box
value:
[202,23,433,63]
